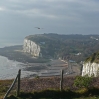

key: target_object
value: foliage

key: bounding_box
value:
[85,51,99,63]
[35,75,39,79]
[0,80,13,98]
[6,88,99,99]
[1,34,99,63]
[74,75,92,88]
[1,77,99,99]
[0,45,50,63]
[26,34,99,63]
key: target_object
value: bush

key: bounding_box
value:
[74,75,92,88]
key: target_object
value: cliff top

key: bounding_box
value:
[25,33,97,41]
[25,34,56,43]
[24,33,99,63]
[84,51,99,63]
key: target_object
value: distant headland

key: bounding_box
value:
[0,33,99,64]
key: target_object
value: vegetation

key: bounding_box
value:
[0,33,99,63]
[84,51,99,63]
[74,75,92,88]
[0,34,99,63]
[1,76,99,99]
[0,79,13,99]
[0,45,50,63]
[6,89,99,99]
[26,33,99,63]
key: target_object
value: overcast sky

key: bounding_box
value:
[0,0,99,40]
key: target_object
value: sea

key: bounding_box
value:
[0,39,66,79]
[0,39,34,80]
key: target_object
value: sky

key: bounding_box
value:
[0,0,99,41]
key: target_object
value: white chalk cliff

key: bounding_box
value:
[23,38,40,57]
[82,62,99,77]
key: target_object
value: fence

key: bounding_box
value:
[60,69,63,91]
[3,68,75,98]
[4,69,21,99]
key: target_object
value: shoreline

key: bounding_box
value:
[0,45,50,63]
[0,45,81,80]
[0,54,81,80]
[19,59,81,79]
[0,53,81,80]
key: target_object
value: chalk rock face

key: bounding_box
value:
[23,38,40,57]
[82,62,99,77]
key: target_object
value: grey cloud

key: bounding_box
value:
[2,0,99,20]
[0,0,99,40]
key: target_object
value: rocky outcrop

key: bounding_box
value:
[23,38,40,57]
[82,62,99,77]
[82,50,99,77]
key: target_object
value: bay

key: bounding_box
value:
[0,38,23,48]
[0,39,34,79]
[0,39,67,79]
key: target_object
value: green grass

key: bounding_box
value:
[0,79,13,99]
[1,87,99,99]
[74,97,99,99]
[1,77,99,99]
[84,51,99,63]
[5,88,99,99]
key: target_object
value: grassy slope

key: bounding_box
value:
[1,76,99,99]
[0,79,13,99]
[6,89,99,99]
[85,51,99,63]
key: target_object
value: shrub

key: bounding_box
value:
[74,75,92,88]
[35,75,39,79]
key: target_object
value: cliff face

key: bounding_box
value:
[82,51,99,77]
[23,38,40,57]
[82,62,99,77]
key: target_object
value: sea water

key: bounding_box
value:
[0,39,34,79]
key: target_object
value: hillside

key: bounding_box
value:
[24,33,99,63]
[0,33,99,63]
[85,51,99,63]
[1,76,99,99]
